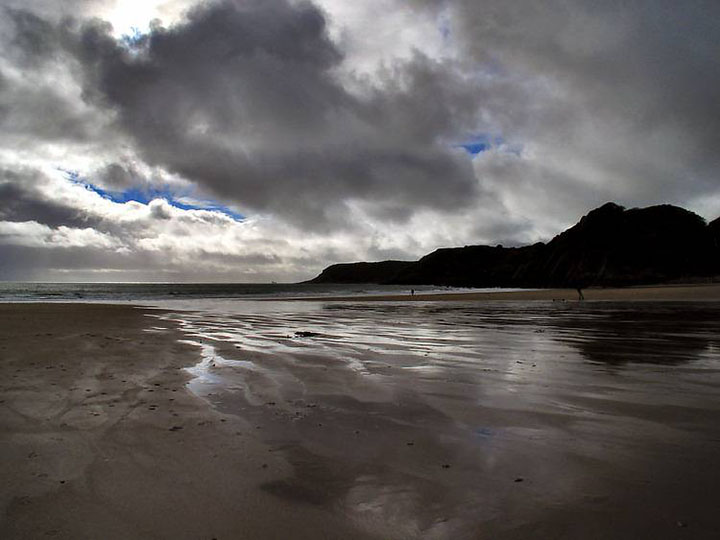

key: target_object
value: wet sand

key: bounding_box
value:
[0,304,371,540]
[2,301,720,539]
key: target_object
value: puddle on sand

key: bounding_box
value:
[179,339,271,407]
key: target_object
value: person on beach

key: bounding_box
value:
[411,289,415,296]
[576,287,585,301]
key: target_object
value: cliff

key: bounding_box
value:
[308,260,414,284]
[308,203,720,287]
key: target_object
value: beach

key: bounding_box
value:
[0,304,371,539]
[2,298,720,538]
[297,283,720,302]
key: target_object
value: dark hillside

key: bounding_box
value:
[309,203,720,287]
[308,261,413,284]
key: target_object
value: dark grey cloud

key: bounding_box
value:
[4,8,57,65]
[418,0,720,209]
[94,162,141,188]
[1,0,103,20]
[0,169,93,228]
[0,243,121,281]
[60,0,481,229]
[0,80,100,143]
[0,8,117,152]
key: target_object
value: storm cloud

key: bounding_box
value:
[0,0,718,281]
[55,0,480,229]
[419,0,720,218]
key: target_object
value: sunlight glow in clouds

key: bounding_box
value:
[102,0,193,36]
[0,0,718,281]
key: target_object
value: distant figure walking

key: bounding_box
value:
[411,289,415,296]
[576,287,585,301]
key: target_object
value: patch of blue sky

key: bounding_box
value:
[457,134,502,155]
[119,26,151,57]
[121,26,145,46]
[435,2,453,44]
[460,142,490,155]
[438,17,451,41]
[61,169,244,221]
[456,134,523,157]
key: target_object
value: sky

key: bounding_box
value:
[0,0,719,282]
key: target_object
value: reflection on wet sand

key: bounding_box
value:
[549,303,720,365]
[160,301,720,539]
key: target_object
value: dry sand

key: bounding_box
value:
[2,300,720,539]
[296,282,720,302]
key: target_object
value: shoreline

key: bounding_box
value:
[1,282,720,305]
[284,282,720,302]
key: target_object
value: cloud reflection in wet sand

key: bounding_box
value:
[155,301,720,538]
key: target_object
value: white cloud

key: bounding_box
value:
[0,220,124,250]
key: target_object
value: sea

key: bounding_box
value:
[0,281,520,303]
